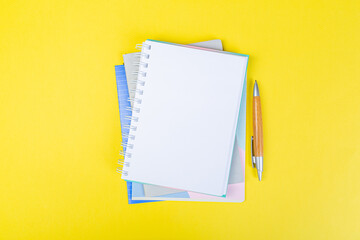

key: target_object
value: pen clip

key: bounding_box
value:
[251,136,256,168]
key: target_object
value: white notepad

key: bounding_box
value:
[121,40,248,196]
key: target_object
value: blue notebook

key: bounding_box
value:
[115,65,158,204]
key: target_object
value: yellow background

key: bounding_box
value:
[1,0,359,239]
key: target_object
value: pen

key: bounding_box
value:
[251,80,263,181]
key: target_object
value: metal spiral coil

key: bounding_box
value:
[130,79,146,86]
[134,52,150,59]
[123,124,137,131]
[132,71,147,77]
[127,97,142,105]
[129,89,144,95]
[124,115,139,122]
[117,42,151,177]
[117,167,128,176]
[133,62,148,68]
[126,106,140,113]
[121,142,134,149]
[135,43,151,51]
[118,159,130,167]
[119,150,132,158]
[122,133,135,140]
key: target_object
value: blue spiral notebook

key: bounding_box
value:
[115,65,158,204]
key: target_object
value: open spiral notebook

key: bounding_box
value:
[117,39,248,198]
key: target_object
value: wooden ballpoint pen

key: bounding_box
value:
[251,80,263,181]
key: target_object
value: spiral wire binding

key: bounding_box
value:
[123,124,137,131]
[126,106,140,113]
[127,97,142,105]
[130,79,145,86]
[133,62,148,68]
[118,43,151,176]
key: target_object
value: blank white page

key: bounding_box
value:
[122,40,248,196]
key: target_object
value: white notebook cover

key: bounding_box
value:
[124,40,226,197]
[122,40,248,196]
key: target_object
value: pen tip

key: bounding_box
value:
[253,81,260,97]
[258,172,262,181]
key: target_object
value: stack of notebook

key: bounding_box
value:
[115,39,248,203]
